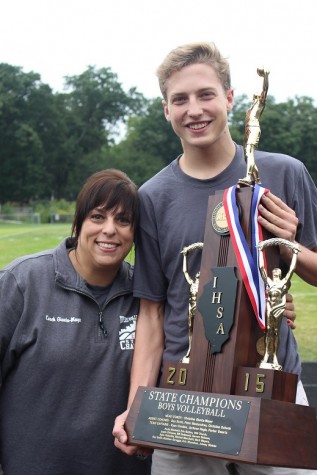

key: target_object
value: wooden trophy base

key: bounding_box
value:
[234,366,298,402]
[126,386,317,469]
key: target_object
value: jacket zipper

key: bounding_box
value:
[57,283,130,340]
[99,311,108,338]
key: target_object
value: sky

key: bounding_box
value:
[1,0,317,104]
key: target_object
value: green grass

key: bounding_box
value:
[0,223,315,361]
[290,276,317,362]
[0,223,72,267]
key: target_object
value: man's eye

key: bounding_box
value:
[172,97,186,105]
[201,91,215,99]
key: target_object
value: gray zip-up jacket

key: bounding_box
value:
[0,238,150,475]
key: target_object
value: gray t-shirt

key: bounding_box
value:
[133,144,317,375]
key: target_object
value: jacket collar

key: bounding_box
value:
[53,238,133,296]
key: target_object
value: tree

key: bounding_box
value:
[0,64,48,201]
[52,66,146,199]
[1,59,316,203]
[229,95,317,183]
[107,97,182,185]
[63,66,144,149]
[0,64,146,202]
[260,97,317,182]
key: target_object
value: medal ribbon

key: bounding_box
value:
[223,184,268,329]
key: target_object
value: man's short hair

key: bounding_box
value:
[156,42,231,101]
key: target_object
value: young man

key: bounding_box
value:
[114,42,317,474]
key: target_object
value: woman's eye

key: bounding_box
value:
[91,214,104,221]
[117,215,131,225]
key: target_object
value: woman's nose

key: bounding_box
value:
[101,217,116,235]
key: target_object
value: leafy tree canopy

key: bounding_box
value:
[1,62,316,204]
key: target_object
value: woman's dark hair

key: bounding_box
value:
[71,169,139,247]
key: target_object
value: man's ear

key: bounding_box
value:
[162,99,171,121]
[226,88,234,112]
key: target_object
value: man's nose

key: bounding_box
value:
[187,98,203,117]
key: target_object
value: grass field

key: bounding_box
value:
[0,223,316,361]
[0,223,72,266]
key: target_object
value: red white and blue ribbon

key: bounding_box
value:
[223,184,268,329]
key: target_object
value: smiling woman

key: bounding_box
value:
[69,169,138,286]
[69,207,134,285]
[0,169,150,475]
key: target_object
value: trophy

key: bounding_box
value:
[239,68,269,186]
[257,238,300,371]
[180,243,203,364]
[125,69,317,469]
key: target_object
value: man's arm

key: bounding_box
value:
[258,191,317,286]
[113,298,165,455]
[128,298,165,405]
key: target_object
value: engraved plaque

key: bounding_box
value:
[132,388,250,456]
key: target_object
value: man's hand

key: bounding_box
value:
[284,293,296,330]
[113,410,152,458]
[258,191,317,286]
[113,410,136,455]
[258,192,298,251]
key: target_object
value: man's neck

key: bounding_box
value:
[179,138,236,180]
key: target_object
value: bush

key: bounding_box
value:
[33,199,75,223]
[0,200,75,224]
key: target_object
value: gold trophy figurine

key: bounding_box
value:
[181,242,203,364]
[239,68,270,187]
[257,238,300,370]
